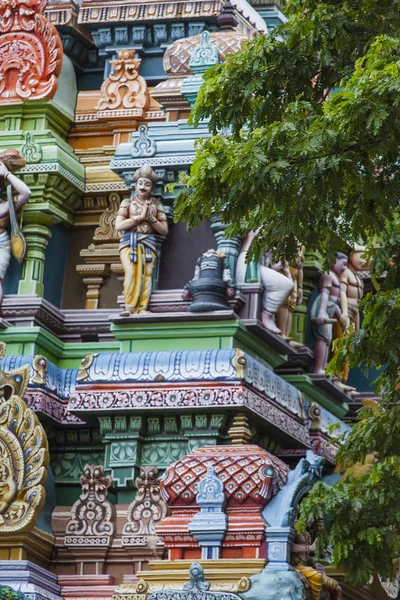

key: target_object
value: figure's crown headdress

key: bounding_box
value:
[133,165,158,186]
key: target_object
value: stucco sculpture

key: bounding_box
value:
[116,165,168,315]
[237,231,294,334]
[277,246,305,341]
[292,523,342,600]
[339,247,365,331]
[310,253,348,375]
[0,150,31,307]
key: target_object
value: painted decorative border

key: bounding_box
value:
[25,390,84,425]
[69,383,311,446]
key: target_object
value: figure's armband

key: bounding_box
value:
[118,199,130,218]
[157,210,167,222]
[321,283,333,291]
[156,201,167,222]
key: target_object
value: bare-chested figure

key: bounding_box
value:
[311,253,348,375]
[339,247,365,331]
[236,231,294,334]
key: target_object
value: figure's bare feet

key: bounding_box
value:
[119,310,133,317]
[261,310,281,334]
[313,369,327,376]
[137,309,151,314]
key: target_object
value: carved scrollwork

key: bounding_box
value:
[93,193,121,242]
[32,355,48,385]
[76,353,98,382]
[65,465,115,546]
[0,394,49,532]
[0,0,63,104]
[122,466,167,546]
[96,49,149,113]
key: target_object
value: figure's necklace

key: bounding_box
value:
[135,195,152,205]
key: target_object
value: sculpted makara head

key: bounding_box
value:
[0,342,29,401]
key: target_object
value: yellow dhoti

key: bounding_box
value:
[295,566,323,600]
[295,565,340,600]
[120,238,156,313]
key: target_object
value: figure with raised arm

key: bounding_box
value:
[0,150,31,308]
[116,165,168,316]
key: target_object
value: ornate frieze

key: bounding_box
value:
[25,389,84,425]
[0,0,63,103]
[146,563,244,600]
[77,1,265,36]
[69,384,311,447]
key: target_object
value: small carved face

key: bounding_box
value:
[333,256,348,276]
[349,250,367,270]
[136,177,153,198]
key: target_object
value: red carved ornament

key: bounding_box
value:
[0,0,63,103]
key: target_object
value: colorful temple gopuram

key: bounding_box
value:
[0,1,391,600]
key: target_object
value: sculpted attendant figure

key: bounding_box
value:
[292,527,342,600]
[0,150,31,307]
[236,231,294,334]
[277,246,305,339]
[333,247,365,382]
[311,253,348,375]
[116,166,168,316]
[339,247,365,331]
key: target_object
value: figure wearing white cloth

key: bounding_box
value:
[236,231,294,334]
[0,154,31,307]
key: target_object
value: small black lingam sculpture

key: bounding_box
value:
[183,249,235,312]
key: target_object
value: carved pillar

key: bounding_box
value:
[265,526,295,570]
[78,264,110,309]
[99,415,144,488]
[18,224,52,296]
[188,466,227,559]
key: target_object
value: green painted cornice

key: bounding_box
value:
[283,374,349,418]
[1,326,118,367]
[0,100,73,140]
[111,317,286,368]
[304,249,324,278]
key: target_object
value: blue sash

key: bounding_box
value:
[119,232,156,263]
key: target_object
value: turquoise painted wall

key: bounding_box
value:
[43,224,69,308]
[3,255,22,295]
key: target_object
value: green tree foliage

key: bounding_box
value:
[0,586,27,600]
[174,0,400,585]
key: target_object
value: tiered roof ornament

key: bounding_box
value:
[96,49,149,118]
[181,31,220,106]
[0,0,63,103]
